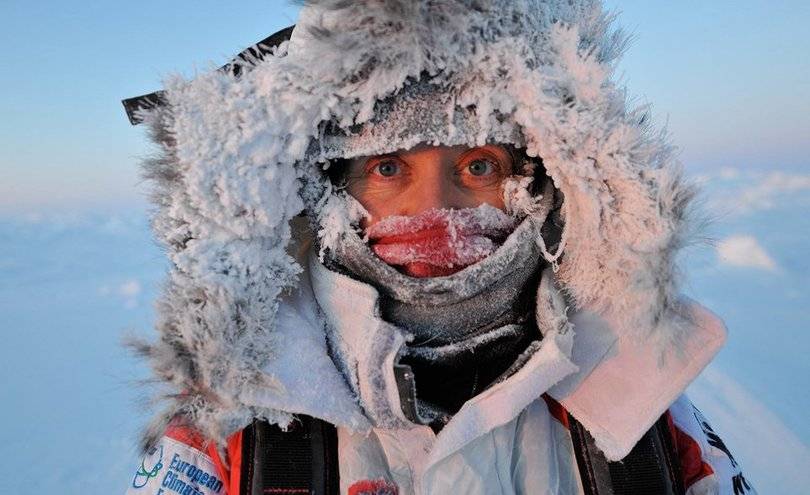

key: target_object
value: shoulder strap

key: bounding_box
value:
[568,414,685,495]
[239,416,339,495]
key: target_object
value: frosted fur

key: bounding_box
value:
[131,108,300,451]
[316,190,369,260]
[503,176,543,217]
[133,0,700,448]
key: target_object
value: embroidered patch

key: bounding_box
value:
[348,478,399,495]
[126,436,224,494]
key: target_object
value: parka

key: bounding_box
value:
[122,1,756,493]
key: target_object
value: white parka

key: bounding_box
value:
[304,248,743,494]
[125,243,752,494]
[124,1,755,494]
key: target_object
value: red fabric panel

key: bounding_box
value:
[165,422,208,450]
[226,430,243,495]
[541,393,570,429]
[664,411,714,489]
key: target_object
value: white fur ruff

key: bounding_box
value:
[133,0,700,449]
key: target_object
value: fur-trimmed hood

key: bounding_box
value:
[130,0,708,451]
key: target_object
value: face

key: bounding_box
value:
[345,143,513,226]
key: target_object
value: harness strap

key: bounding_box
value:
[569,413,685,495]
[239,417,339,495]
[238,411,683,495]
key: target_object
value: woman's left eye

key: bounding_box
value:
[467,159,496,176]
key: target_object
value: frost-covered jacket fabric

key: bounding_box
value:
[124,0,754,494]
[124,254,753,494]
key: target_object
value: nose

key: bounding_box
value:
[408,174,450,212]
[395,145,465,216]
[400,166,468,216]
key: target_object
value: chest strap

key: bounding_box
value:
[239,412,682,495]
[239,416,339,495]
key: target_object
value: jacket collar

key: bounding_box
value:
[293,246,724,463]
[309,250,579,464]
[548,299,726,460]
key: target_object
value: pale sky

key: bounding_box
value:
[1,0,807,212]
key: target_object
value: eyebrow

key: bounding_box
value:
[459,146,511,163]
[357,153,400,167]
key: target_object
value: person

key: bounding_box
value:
[122,1,755,494]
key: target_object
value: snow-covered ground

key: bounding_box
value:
[0,167,807,493]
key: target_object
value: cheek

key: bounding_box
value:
[346,182,403,226]
[457,185,506,212]
[486,189,507,210]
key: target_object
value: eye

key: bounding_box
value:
[467,159,496,176]
[371,160,401,177]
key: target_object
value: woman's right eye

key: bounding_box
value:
[371,160,401,177]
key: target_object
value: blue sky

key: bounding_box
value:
[1,0,808,212]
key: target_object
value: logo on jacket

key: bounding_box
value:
[693,406,753,494]
[132,445,165,489]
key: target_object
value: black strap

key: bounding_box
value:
[569,414,685,495]
[240,416,339,495]
[238,410,683,495]
[122,25,295,125]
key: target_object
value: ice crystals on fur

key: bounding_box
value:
[131,0,702,449]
